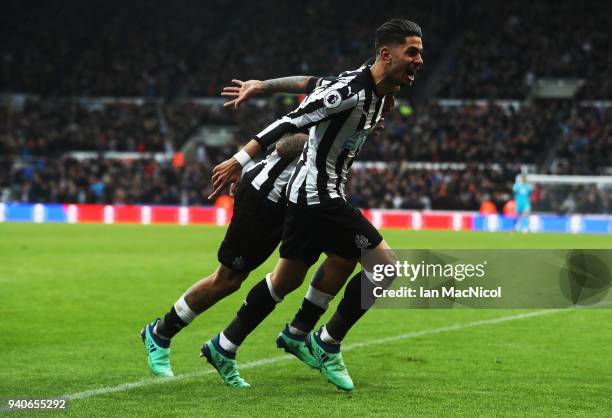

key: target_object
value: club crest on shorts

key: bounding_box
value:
[232,256,245,270]
[324,90,342,109]
[354,234,370,249]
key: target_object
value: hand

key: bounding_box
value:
[208,157,243,199]
[221,79,264,109]
[229,181,239,197]
[371,118,385,137]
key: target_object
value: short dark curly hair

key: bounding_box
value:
[375,19,422,52]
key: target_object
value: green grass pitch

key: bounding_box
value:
[1,223,611,417]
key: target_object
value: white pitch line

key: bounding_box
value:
[62,310,560,401]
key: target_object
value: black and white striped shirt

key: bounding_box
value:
[254,66,386,206]
[244,76,338,204]
[244,151,295,203]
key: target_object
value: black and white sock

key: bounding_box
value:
[324,270,378,343]
[221,274,282,352]
[217,331,239,354]
[313,325,341,353]
[289,285,334,336]
[153,294,198,346]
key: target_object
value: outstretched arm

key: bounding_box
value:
[208,132,308,199]
[209,84,358,199]
[221,76,329,109]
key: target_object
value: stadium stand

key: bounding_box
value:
[2,98,610,213]
[436,1,611,99]
[552,105,612,175]
[2,0,458,97]
[1,1,611,214]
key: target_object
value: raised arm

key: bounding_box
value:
[254,83,357,150]
[221,76,332,109]
[209,84,357,199]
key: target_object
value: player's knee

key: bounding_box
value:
[324,254,357,274]
[383,250,399,269]
[374,239,398,262]
[216,265,248,293]
[270,271,304,295]
[268,258,309,297]
[363,243,398,289]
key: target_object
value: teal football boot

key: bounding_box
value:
[276,324,320,370]
[306,328,354,391]
[201,335,251,388]
[140,319,173,377]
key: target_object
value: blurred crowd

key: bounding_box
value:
[536,184,612,215]
[6,155,610,214]
[2,0,609,99]
[2,0,455,98]
[359,101,570,165]
[348,164,512,211]
[2,154,516,211]
[350,166,612,215]
[2,0,610,214]
[437,1,611,99]
[1,98,568,163]
[552,105,612,175]
[2,95,611,213]
[0,98,235,157]
[3,157,213,206]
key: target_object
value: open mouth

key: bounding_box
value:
[405,68,417,81]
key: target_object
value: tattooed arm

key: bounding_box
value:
[262,76,314,93]
[221,76,323,108]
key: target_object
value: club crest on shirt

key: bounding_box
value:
[324,90,342,109]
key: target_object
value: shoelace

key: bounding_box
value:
[312,345,330,363]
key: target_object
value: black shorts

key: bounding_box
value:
[279,199,383,266]
[217,176,286,272]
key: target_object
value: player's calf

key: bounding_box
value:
[221,274,283,348]
[185,265,249,313]
[142,266,247,376]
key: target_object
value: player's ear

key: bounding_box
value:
[379,47,392,65]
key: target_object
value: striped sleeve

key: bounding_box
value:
[306,75,337,93]
[254,84,358,150]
